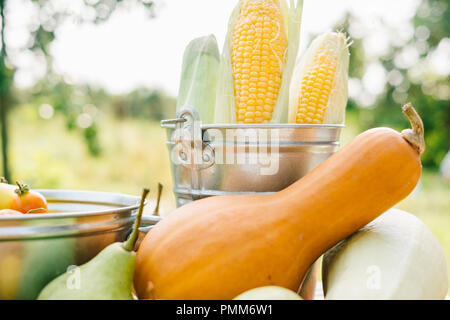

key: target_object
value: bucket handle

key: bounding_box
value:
[160,117,187,127]
[165,106,215,171]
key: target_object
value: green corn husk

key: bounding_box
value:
[177,34,220,124]
[214,0,304,124]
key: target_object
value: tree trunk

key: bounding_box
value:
[0,0,10,181]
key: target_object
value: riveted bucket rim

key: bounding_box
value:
[201,123,345,130]
[161,122,345,130]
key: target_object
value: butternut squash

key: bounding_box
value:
[135,103,425,300]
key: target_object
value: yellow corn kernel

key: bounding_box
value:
[231,0,288,124]
[288,32,350,124]
[215,0,303,124]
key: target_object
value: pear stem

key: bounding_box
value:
[123,188,150,252]
[401,102,425,155]
[153,183,163,216]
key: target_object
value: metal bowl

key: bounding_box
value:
[0,189,160,300]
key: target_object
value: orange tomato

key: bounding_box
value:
[10,181,48,214]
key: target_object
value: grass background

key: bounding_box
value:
[9,105,450,292]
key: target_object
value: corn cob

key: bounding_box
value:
[288,31,350,124]
[177,35,220,124]
[215,0,303,124]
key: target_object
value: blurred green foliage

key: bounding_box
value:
[334,0,449,168]
[16,76,175,156]
[0,0,157,180]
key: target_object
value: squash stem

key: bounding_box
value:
[401,103,425,155]
[123,188,150,252]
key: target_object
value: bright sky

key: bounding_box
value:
[9,0,423,96]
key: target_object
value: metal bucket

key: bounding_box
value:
[161,106,343,299]
[162,106,343,207]
[0,189,159,300]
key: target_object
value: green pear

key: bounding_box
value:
[38,188,150,300]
